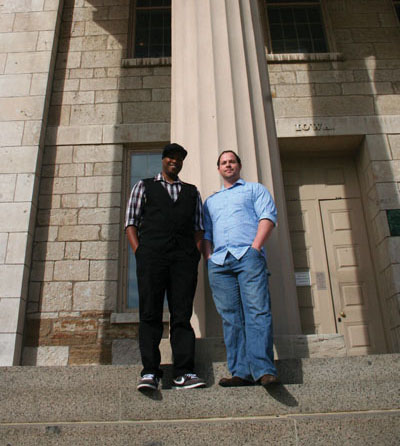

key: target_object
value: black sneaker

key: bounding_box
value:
[172,373,206,389]
[137,374,160,391]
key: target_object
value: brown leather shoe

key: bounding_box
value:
[259,374,279,387]
[219,376,255,387]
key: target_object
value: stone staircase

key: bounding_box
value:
[1,354,399,445]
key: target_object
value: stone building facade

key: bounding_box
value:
[0,0,399,366]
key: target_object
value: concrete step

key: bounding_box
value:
[1,354,399,423]
[1,354,399,445]
[1,412,399,446]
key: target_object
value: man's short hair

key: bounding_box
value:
[217,150,242,167]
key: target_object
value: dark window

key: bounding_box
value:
[394,2,400,21]
[130,0,171,58]
[265,1,328,53]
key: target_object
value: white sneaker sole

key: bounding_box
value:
[137,383,158,391]
[172,382,206,389]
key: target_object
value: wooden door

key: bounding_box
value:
[320,198,387,355]
[287,199,336,334]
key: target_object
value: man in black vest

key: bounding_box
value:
[125,143,206,391]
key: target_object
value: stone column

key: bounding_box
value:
[0,0,63,365]
[171,0,301,335]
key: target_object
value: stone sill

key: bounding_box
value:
[122,57,171,68]
[111,312,170,324]
[121,53,342,67]
[266,52,344,63]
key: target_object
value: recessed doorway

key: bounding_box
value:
[282,154,386,355]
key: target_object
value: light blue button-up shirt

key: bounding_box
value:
[203,178,277,266]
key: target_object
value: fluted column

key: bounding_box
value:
[171,0,301,335]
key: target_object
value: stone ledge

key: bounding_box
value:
[122,57,171,68]
[122,54,342,67]
[110,311,170,324]
[266,52,344,63]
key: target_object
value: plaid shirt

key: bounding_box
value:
[125,173,204,231]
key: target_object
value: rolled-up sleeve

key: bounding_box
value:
[253,184,277,226]
[125,180,145,229]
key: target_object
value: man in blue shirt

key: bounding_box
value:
[203,150,279,387]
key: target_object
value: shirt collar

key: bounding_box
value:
[155,172,182,185]
[221,177,245,191]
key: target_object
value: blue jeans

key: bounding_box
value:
[208,248,277,381]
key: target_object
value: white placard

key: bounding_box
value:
[295,271,311,287]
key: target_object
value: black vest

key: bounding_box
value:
[138,179,199,255]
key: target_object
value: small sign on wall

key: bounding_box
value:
[295,271,311,287]
[316,272,327,290]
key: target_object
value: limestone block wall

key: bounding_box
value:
[24,143,122,365]
[23,0,171,365]
[0,0,63,365]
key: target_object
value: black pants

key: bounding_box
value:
[135,245,200,378]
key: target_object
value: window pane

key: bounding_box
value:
[148,152,161,173]
[280,8,294,24]
[151,10,165,27]
[299,39,313,53]
[293,8,307,22]
[297,24,310,39]
[267,3,328,54]
[307,8,321,23]
[135,27,149,48]
[149,45,164,57]
[310,23,324,39]
[151,28,163,43]
[127,249,139,309]
[130,154,148,180]
[272,39,285,53]
[127,152,162,309]
[283,24,296,39]
[313,38,327,52]
[134,46,147,58]
[270,24,283,39]
[285,39,299,52]
[268,8,281,24]
[136,10,150,26]
[164,28,171,44]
